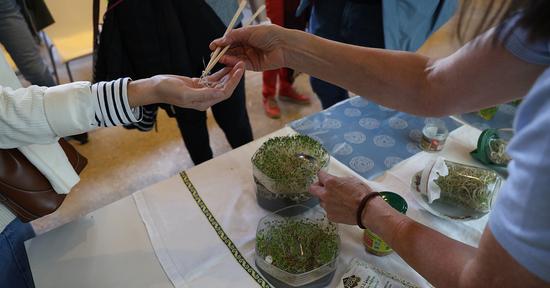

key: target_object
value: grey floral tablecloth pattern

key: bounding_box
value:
[290,96,461,179]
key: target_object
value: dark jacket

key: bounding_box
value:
[94,0,227,124]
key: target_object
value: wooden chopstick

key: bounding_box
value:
[244,4,266,27]
[202,4,266,78]
[204,0,248,76]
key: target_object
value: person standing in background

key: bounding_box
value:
[304,0,385,109]
[95,0,256,165]
[299,0,457,109]
[261,0,310,118]
[0,0,90,144]
[0,0,55,87]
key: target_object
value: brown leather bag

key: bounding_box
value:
[0,139,87,222]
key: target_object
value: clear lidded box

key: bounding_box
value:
[255,205,340,288]
[412,157,502,220]
[252,135,329,213]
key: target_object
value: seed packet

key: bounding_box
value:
[337,258,420,288]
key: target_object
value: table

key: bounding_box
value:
[27,125,489,288]
[25,193,172,288]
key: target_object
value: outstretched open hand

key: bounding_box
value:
[155,62,245,111]
[129,62,245,111]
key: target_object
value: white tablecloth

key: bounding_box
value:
[133,125,489,288]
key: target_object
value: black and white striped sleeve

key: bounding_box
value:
[90,78,143,127]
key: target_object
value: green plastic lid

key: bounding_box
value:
[379,191,408,214]
[471,129,496,165]
[471,129,508,169]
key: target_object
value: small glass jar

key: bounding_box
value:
[363,192,408,256]
[419,121,449,152]
[412,157,502,220]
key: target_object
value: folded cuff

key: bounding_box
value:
[43,82,95,137]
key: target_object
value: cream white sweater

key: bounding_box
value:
[0,55,139,232]
[0,82,91,231]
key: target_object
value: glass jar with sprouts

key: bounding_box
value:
[412,157,503,220]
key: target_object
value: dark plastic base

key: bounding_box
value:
[254,179,319,215]
[256,192,319,216]
[256,261,335,288]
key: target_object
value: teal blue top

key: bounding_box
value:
[204,0,242,28]
[381,0,457,51]
[489,16,550,282]
[296,0,457,51]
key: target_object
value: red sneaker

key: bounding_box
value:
[263,95,281,119]
[278,87,311,104]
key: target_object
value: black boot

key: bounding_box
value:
[65,133,89,145]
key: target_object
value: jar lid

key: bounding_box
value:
[471,129,507,168]
[379,191,408,214]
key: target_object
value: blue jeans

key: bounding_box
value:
[0,219,36,288]
[308,0,384,109]
[0,0,55,86]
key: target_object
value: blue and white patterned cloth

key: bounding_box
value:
[290,97,461,179]
[456,103,517,130]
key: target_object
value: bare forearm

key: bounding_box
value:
[390,218,477,286]
[284,30,438,115]
[282,28,544,116]
[127,78,159,107]
[363,198,548,287]
[363,198,477,287]
[310,170,547,287]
